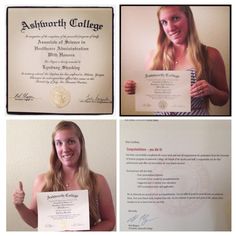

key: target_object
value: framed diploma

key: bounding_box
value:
[7,7,113,114]
[37,190,90,231]
[120,120,231,231]
[135,71,191,112]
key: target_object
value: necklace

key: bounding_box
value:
[64,183,70,189]
[174,47,188,65]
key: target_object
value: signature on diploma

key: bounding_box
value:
[80,94,112,104]
[127,214,158,226]
[14,93,35,101]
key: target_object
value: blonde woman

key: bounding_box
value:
[13,121,115,231]
[124,6,229,115]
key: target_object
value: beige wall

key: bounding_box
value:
[121,6,230,115]
[6,120,116,231]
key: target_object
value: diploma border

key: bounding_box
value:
[6,6,114,115]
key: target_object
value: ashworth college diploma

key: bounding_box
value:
[7,7,113,114]
[37,190,90,231]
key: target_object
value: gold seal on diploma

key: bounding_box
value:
[158,100,168,110]
[51,86,71,108]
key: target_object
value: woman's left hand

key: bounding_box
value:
[191,80,213,98]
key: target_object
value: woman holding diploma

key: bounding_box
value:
[124,6,229,115]
[13,121,116,231]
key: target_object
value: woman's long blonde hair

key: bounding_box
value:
[151,6,209,81]
[42,121,100,226]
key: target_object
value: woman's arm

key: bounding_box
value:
[207,47,229,105]
[14,203,38,228]
[90,174,116,231]
[191,47,229,106]
[13,181,38,228]
[13,174,45,228]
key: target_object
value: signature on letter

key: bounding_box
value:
[127,214,158,226]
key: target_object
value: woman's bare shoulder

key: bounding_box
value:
[207,46,225,69]
[35,173,47,181]
[94,173,108,190]
[95,173,106,183]
[33,173,47,191]
[207,46,222,60]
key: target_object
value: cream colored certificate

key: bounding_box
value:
[37,190,90,231]
[7,7,113,114]
[135,71,191,112]
[120,120,231,231]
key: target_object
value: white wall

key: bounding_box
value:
[6,120,116,231]
[121,6,230,115]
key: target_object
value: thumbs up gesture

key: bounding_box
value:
[13,181,25,206]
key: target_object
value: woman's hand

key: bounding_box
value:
[124,80,136,95]
[12,180,39,228]
[13,181,25,206]
[191,80,213,98]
